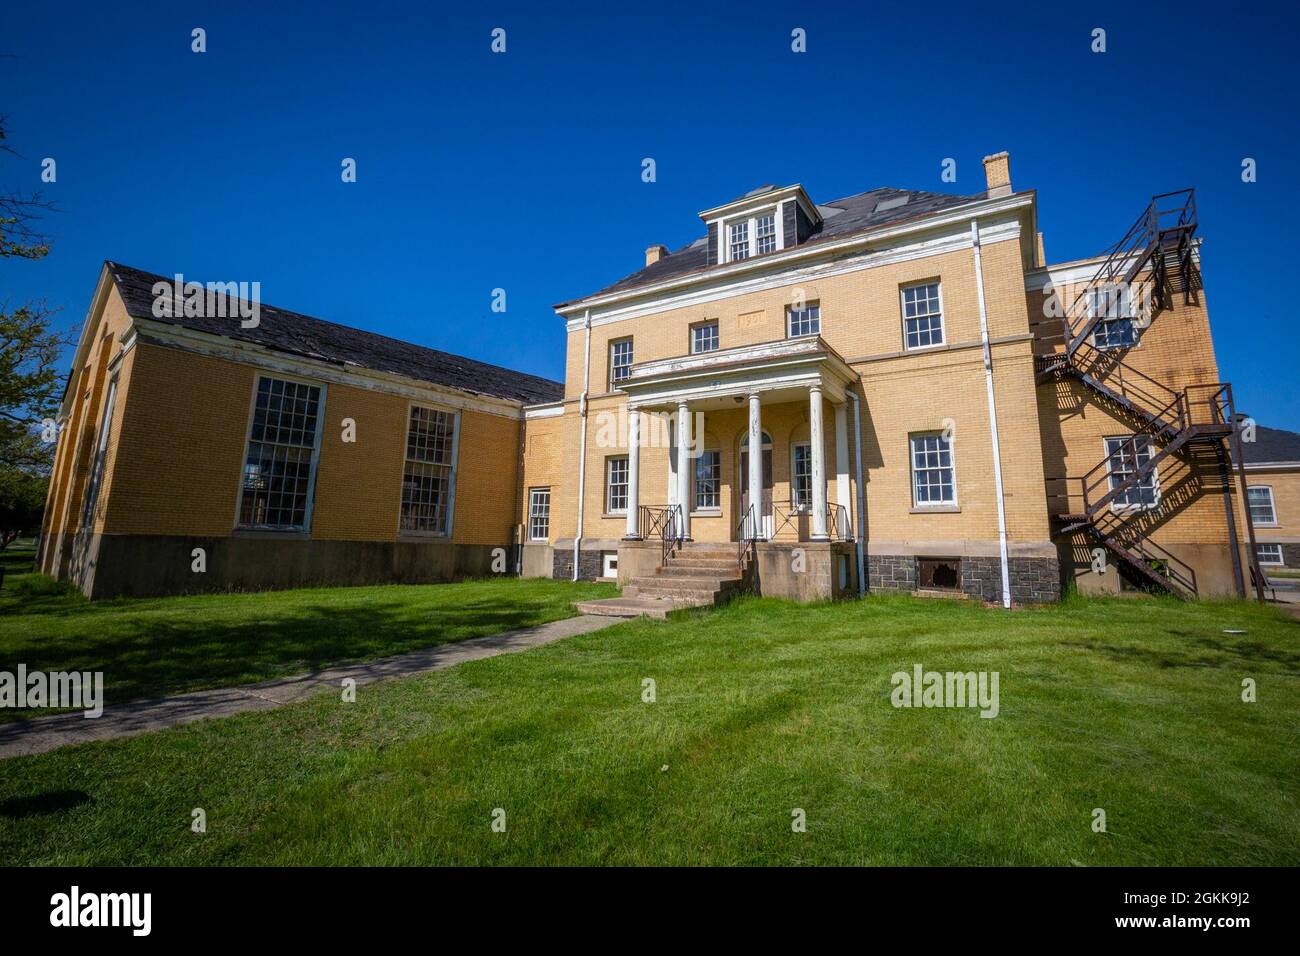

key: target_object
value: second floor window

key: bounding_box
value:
[609,338,633,388]
[911,433,956,507]
[1248,486,1277,525]
[1105,435,1159,510]
[788,303,820,338]
[238,376,323,531]
[1091,285,1136,350]
[606,456,629,513]
[902,282,944,349]
[691,321,719,354]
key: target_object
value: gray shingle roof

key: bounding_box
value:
[565,186,985,304]
[107,262,563,405]
[1241,424,1300,464]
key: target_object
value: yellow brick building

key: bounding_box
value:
[40,152,1267,603]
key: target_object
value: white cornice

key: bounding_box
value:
[523,401,564,419]
[58,264,115,417]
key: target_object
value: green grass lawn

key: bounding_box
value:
[0,544,616,719]
[1,582,1296,866]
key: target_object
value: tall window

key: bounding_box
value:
[1090,284,1137,350]
[911,433,956,506]
[528,487,551,541]
[695,450,720,510]
[755,213,777,254]
[1105,435,1159,509]
[691,321,719,354]
[606,456,629,513]
[729,221,750,261]
[792,443,813,508]
[609,338,633,388]
[1247,486,1277,525]
[787,302,821,338]
[902,282,944,350]
[238,376,323,530]
[1256,543,1283,566]
[81,378,118,528]
[401,406,458,534]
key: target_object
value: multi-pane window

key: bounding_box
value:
[1256,543,1283,566]
[239,377,322,530]
[787,303,821,338]
[729,221,750,261]
[400,406,458,534]
[792,443,813,508]
[911,433,956,506]
[695,450,720,510]
[1105,435,1159,509]
[902,282,944,349]
[528,487,551,541]
[81,378,118,528]
[1247,486,1277,525]
[609,338,633,388]
[606,456,629,513]
[1091,285,1136,350]
[756,214,777,254]
[691,321,719,354]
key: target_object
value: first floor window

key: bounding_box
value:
[788,302,820,338]
[609,338,633,388]
[902,282,944,349]
[755,213,777,254]
[792,443,813,508]
[1247,486,1277,525]
[911,433,955,506]
[528,487,551,541]
[695,450,720,510]
[239,376,323,530]
[401,405,458,534]
[606,456,629,513]
[1105,435,1159,509]
[1256,543,1283,566]
[729,220,750,260]
[691,320,719,354]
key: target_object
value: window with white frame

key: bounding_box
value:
[609,338,633,388]
[787,302,820,338]
[728,220,750,261]
[81,378,118,528]
[238,376,323,530]
[691,320,719,354]
[1105,435,1159,509]
[1256,543,1283,565]
[1247,486,1277,525]
[755,213,777,254]
[528,487,550,541]
[606,456,629,513]
[902,282,944,350]
[792,442,813,508]
[694,450,720,510]
[400,405,458,534]
[911,433,956,506]
[1090,284,1137,350]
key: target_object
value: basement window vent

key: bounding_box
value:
[917,557,961,591]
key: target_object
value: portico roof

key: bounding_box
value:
[621,336,859,409]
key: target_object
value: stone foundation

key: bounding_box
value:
[868,552,1060,605]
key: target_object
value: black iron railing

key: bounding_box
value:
[638,503,683,564]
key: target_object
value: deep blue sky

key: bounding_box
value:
[4,1,1298,424]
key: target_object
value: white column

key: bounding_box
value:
[809,384,828,540]
[676,401,691,540]
[834,402,851,539]
[625,407,640,539]
[747,392,763,540]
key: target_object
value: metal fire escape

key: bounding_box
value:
[1036,189,1266,600]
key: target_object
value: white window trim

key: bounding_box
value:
[234,373,328,533]
[910,431,958,509]
[690,320,719,355]
[605,455,629,515]
[692,448,721,514]
[1247,485,1278,526]
[527,486,551,542]
[786,302,821,339]
[397,400,462,538]
[609,338,634,391]
[721,206,784,263]
[900,280,946,352]
[1256,543,1284,566]
[1104,435,1160,513]
[790,441,812,511]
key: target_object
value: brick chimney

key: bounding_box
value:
[645,244,669,267]
[982,151,1012,198]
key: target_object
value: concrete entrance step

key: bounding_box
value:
[657,565,742,580]
[574,596,707,619]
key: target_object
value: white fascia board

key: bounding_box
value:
[560,192,1033,325]
[1243,461,1300,471]
[524,401,565,419]
[625,362,848,408]
[130,317,526,419]
[698,184,808,221]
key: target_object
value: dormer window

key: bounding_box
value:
[701,185,822,268]
[728,221,750,260]
[724,209,781,262]
[756,213,777,254]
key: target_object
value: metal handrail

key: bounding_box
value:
[735,503,756,571]
[769,499,850,542]
[638,503,683,564]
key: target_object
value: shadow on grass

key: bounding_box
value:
[0,790,91,819]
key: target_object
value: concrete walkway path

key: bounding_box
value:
[0,614,619,761]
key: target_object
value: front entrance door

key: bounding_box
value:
[739,431,774,538]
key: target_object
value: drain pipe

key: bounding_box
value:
[971,219,1012,609]
[572,310,592,581]
[850,390,868,596]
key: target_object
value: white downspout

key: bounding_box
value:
[970,219,1012,609]
[850,390,867,597]
[572,311,592,581]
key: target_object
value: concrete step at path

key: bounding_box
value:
[573,595,706,619]
[656,564,742,580]
[664,557,741,571]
